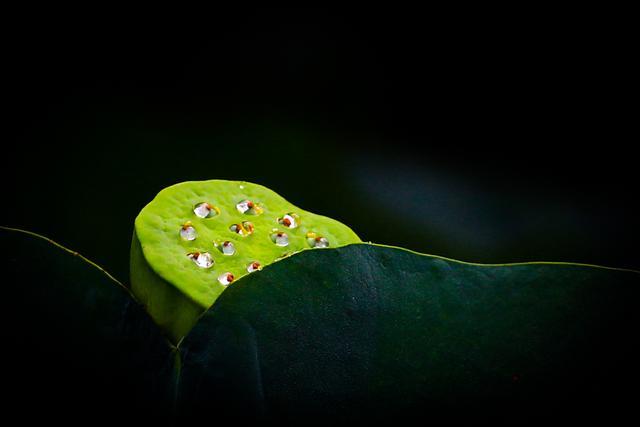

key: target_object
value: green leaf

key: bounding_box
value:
[0,227,175,420]
[5,224,638,421]
[132,179,361,343]
[176,243,639,421]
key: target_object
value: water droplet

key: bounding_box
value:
[229,223,243,235]
[278,213,299,228]
[194,202,219,218]
[222,241,236,255]
[236,200,263,215]
[180,222,197,241]
[306,232,329,248]
[247,261,261,273]
[218,272,234,286]
[187,252,214,268]
[235,200,251,213]
[229,221,254,236]
[242,221,255,234]
[314,237,330,248]
[271,231,289,247]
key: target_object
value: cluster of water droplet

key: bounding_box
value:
[179,197,330,287]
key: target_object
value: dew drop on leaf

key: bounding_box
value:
[242,221,255,234]
[306,232,329,248]
[187,252,214,268]
[180,222,197,241]
[278,213,299,229]
[229,223,244,235]
[194,202,219,218]
[314,237,330,248]
[247,261,261,272]
[218,272,234,286]
[230,222,254,236]
[271,231,289,247]
[236,200,263,215]
[221,241,236,256]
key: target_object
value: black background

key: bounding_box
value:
[3,7,637,282]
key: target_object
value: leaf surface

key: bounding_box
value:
[178,243,639,421]
[132,179,360,342]
[1,227,175,420]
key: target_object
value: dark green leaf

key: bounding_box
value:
[4,226,638,422]
[177,243,639,422]
[0,227,175,421]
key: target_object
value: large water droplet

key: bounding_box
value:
[194,202,219,218]
[218,272,234,286]
[187,252,214,268]
[247,261,261,273]
[180,222,197,241]
[236,200,263,215]
[271,231,289,247]
[278,213,299,229]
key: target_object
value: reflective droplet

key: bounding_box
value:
[187,252,214,268]
[314,236,330,248]
[306,232,329,248]
[271,231,289,247]
[180,222,197,241]
[236,200,251,213]
[218,272,234,286]
[229,221,254,236]
[236,200,264,215]
[193,202,219,218]
[242,221,255,234]
[278,213,299,229]
[221,241,236,256]
[247,261,261,273]
[229,223,243,235]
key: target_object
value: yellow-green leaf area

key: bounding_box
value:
[134,180,361,309]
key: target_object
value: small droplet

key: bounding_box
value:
[242,221,254,234]
[229,223,243,235]
[194,202,219,218]
[187,252,214,268]
[180,222,197,241]
[278,213,299,229]
[236,199,263,215]
[221,241,236,256]
[314,236,330,248]
[247,261,261,273]
[229,221,254,236]
[218,272,234,286]
[306,232,329,248]
[271,231,289,247]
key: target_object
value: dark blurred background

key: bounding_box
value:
[2,8,637,281]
